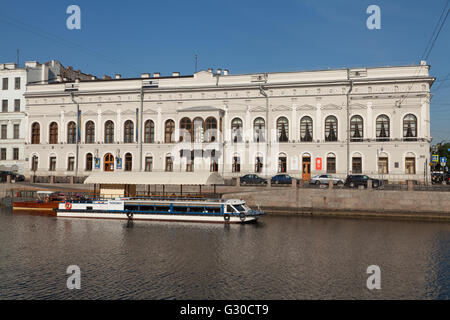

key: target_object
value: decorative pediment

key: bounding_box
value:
[350,103,367,110]
[250,106,267,112]
[271,105,292,112]
[82,110,98,116]
[321,103,342,110]
[177,106,223,112]
[65,111,77,117]
[121,109,137,116]
[143,109,158,115]
[102,109,116,116]
[296,104,316,111]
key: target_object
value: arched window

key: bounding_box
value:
[165,120,175,143]
[67,121,76,144]
[124,153,132,171]
[179,117,192,142]
[31,123,40,144]
[205,117,217,142]
[232,155,240,172]
[85,153,93,171]
[376,115,390,141]
[85,121,95,144]
[278,153,287,173]
[144,120,154,143]
[350,115,363,141]
[300,116,313,142]
[49,122,58,144]
[326,153,336,174]
[105,121,114,144]
[403,114,417,140]
[253,117,265,142]
[124,120,134,143]
[193,117,204,143]
[325,116,338,142]
[231,118,243,143]
[277,117,289,142]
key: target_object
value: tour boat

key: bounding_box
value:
[55,197,265,224]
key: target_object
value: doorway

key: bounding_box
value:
[104,153,114,172]
[302,156,311,181]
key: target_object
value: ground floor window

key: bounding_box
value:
[165,156,173,172]
[210,159,218,172]
[67,157,74,171]
[31,156,38,172]
[326,157,336,174]
[86,154,93,171]
[145,156,153,172]
[0,148,6,160]
[352,157,362,174]
[232,156,240,173]
[49,157,56,171]
[255,157,263,173]
[278,156,287,173]
[405,157,416,174]
[378,157,388,174]
[124,153,133,171]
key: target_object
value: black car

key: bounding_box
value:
[0,171,25,182]
[344,175,381,188]
[240,174,268,185]
[270,174,293,185]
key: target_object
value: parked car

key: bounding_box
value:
[271,174,293,185]
[0,171,25,182]
[310,174,344,186]
[344,175,381,188]
[240,174,268,185]
[431,172,445,184]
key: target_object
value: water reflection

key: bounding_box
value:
[0,208,449,299]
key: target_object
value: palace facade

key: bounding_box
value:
[24,63,434,182]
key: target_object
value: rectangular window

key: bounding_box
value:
[278,157,287,173]
[14,99,20,112]
[13,124,19,139]
[0,148,6,160]
[2,78,8,90]
[2,100,7,112]
[210,159,218,172]
[186,154,194,172]
[49,157,56,171]
[67,157,75,171]
[326,157,336,174]
[405,157,416,174]
[378,157,389,174]
[232,157,240,173]
[1,124,7,139]
[255,157,263,173]
[352,157,362,174]
[145,156,153,172]
[13,148,19,160]
[15,77,20,90]
[165,156,173,172]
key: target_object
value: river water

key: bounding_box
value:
[0,207,449,299]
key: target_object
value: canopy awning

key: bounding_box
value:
[84,172,224,186]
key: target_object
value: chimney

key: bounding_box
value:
[172,72,180,77]
[56,75,62,82]
[223,69,229,75]
[141,73,150,78]
[103,75,111,80]
[207,68,213,73]
[115,74,122,79]
[420,60,427,66]
[91,76,96,80]
[216,69,222,75]
[75,78,80,83]
[153,72,160,78]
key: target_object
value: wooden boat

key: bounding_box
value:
[13,191,62,215]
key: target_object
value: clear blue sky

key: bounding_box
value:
[1,0,449,143]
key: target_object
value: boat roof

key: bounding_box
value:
[84,172,225,185]
[98,197,245,205]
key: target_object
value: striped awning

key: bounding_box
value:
[84,172,224,185]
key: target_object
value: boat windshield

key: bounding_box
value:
[232,204,247,213]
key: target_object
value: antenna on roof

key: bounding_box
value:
[17,49,20,66]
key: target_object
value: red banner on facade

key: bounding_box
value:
[315,157,322,170]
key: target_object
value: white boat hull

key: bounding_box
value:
[57,211,258,224]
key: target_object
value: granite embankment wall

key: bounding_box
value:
[225,188,450,221]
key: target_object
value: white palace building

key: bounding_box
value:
[23,63,434,182]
